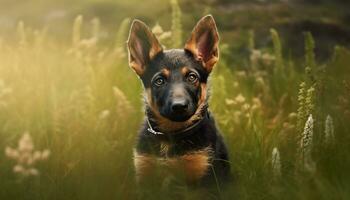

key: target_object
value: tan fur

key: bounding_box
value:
[145,88,153,105]
[199,83,207,105]
[184,15,219,73]
[176,148,212,183]
[149,42,162,61]
[181,66,189,76]
[161,68,170,78]
[134,147,212,183]
[133,152,157,182]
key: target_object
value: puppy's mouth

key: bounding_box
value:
[160,105,196,122]
[167,111,193,122]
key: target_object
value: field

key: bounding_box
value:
[0,0,350,199]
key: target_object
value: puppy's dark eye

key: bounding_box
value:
[154,77,165,86]
[187,72,198,83]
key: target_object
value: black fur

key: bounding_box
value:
[136,112,231,185]
[135,49,230,185]
[129,15,230,186]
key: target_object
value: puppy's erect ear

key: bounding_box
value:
[127,20,163,76]
[184,15,219,73]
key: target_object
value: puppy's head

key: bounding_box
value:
[127,15,219,123]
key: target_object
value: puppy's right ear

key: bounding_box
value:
[127,20,163,76]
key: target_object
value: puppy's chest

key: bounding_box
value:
[134,143,213,183]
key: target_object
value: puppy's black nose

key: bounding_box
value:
[171,100,189,112]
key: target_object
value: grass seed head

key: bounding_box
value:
[324,115,335,145]
[272,147,281,178]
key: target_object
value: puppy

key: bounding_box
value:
[127,15,230,186]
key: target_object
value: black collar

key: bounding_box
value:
[146,111,210,140]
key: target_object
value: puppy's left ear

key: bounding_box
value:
[184,15,219,73]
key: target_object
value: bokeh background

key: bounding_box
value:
[0,0,349,199]
[1,0,350,59]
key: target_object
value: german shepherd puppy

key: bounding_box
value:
[127,15,230,186]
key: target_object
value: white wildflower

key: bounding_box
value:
[18,132,34,152]
[324,115,335,145]
[235,94,246,104]
[152,23,171,43]
[13,165,24,173]
[250,49,262,63]
[261,52,275,65]
[242,103,251,112]
[41,149,51,160]
[272,147,281,178]
[99,109,110,120]
[5,147,19,159]
[300,115,316,172]
[152,23,164,36]
[288,112,297,120]
[5,132,50,177]
[225,99,235,105]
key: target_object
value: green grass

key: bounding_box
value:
[0,3,350,200]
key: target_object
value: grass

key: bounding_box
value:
[0,2,350,200]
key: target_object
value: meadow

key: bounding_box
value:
[0,0,350,199]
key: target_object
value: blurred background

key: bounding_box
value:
[1,0,350,60]
[0,0,349,200]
